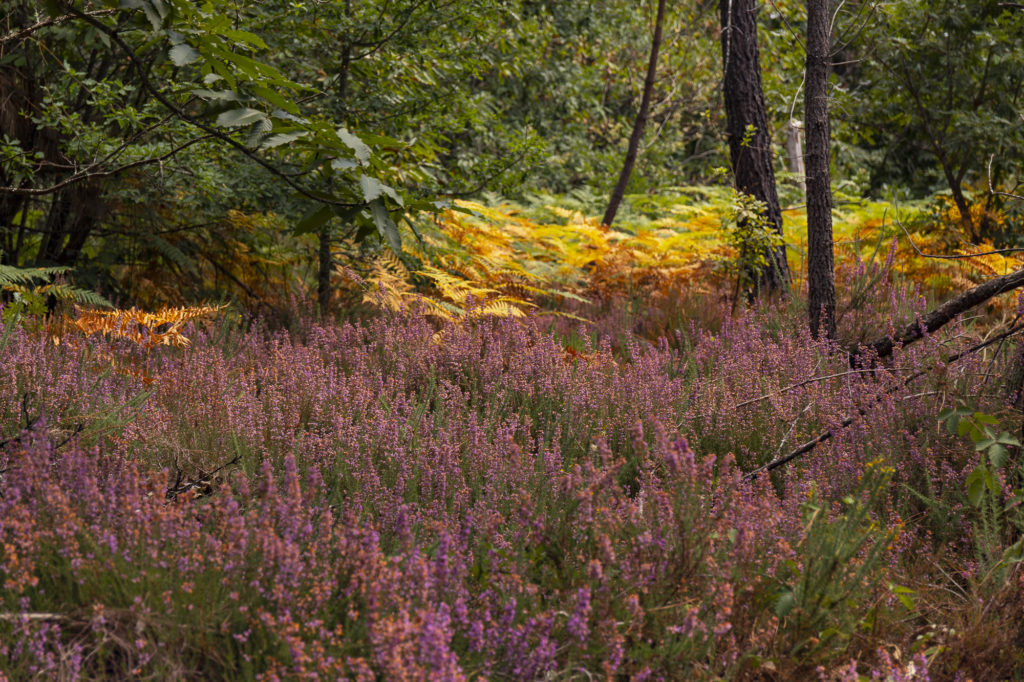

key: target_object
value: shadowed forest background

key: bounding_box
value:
[3,0,1024,679]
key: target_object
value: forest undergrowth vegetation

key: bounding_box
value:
[3,191,1024,679]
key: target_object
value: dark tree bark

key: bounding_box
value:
[805,0,836,340]
[317,224,332,319]
[35,183,103,267]
[602,0,666,227]
[720,0,790,293]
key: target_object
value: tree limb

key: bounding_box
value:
[853,266,1024,362]
[0,9,116,46]
[0,135,213,196]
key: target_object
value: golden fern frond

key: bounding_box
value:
[471,300,528,318]
[69,304,224,349]
[362,261,413,312]
[417,267,498,302]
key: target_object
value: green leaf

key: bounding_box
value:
[220,28,267,50]
[975,437,997,451]
[889,583,916,610]
[244,117,272,148]
[141,0,165,30]
[371,198,402,253]
[1001,538,1024,565]
[337,127,370,165]
[248,85,299,115]
[261,130,306,149]
[359,175,402,206]
[216,107,268,128]
[967,469,986,507]
[190,88,244,102]
[946,416,960,436]
[331,158,358,171]
[774,590,795,618]
[975,412,999,425]
[997,432,1021,446]
[986,469,1000,496]
[294,205,334,235]
[169,43,200,66]
[938,407,956,421]
[989,444,1010,468]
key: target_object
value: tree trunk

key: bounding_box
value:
[944,162,977,239]
[720,0,790,293]
[317,225,331,319]
[602,0,667,227]
[805,0,836,340]
[316,14,353,321]
[785,119,806,199]
[35,184,102,268]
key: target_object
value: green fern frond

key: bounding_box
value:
[144,234,198,275]
[1,265,111,308]
[38,283,112,308]
[0,264,71,287]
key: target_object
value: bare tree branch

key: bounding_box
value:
[989,154,1024,202]
[0,9,116,46]
[0,135,213,196]
[892,200,1024,260]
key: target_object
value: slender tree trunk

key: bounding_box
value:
[317,17,353,319]
[943,162,977,238]
[805,0,836,340]
[602,0,667,227]
[785,118,806,199]
[317,224,331,319]
[720,0,790,293]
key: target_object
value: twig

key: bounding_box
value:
[735,368,901,409]
[773,401,813,457]
[988,154,1024,203]
[0,612,69,622]
[165,454,240,502]
[0,9,116,46]
[892,196,1024,259]
[0,135,214,196]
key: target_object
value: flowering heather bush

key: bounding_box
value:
[0,281,1021,679]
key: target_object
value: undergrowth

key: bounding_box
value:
[2,249,1024,678]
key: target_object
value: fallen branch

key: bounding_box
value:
[853,265,1024,363]
[735,368,900,409]
[0,612,69,622]
[746,321,1024,479]
[165,454,240,502]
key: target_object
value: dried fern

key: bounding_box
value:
[68,304,225,349]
